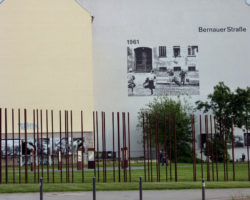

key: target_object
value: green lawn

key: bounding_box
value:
[0,162,250,193]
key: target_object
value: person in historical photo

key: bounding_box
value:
[127,68,136,95]
[143,70,156,95]
[179,70,187,86]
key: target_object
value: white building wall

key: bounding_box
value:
[80,0,250,158]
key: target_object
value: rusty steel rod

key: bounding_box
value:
[231,117,235,181]
[246,117,249,181]
[93,112,96,178]
[117,112,121,182]
[96,111,100,182]
[128,112,131,182]
[192,115,196,181]
[199,115,204,179]
[12,109,15,184]
[225,117,228,181]
[40,110,44,178]
[102,112,105,182]
[142,114,146,182]
[210,115,214,181]
[59,111,62,183]
[0,108,2,184]
[155,115,160,182]
[214,117,219,181]
[33,109,36,183]
[81,111,84,183]
[149,115,153,182]
[70,111,74,183]
[112,112,116,182]
[67,111,70,183]
[168,114,172,181]
[222,117,226,181]
[164,114,168,181]
[36,109,39,183]
[46,110,49,183]
[24,109,28,184]
[103,112,107,182]
[5,108,8,184]
[173,114,177,182]
[51,110,55,184]
[146,113,150,182]
[205,115,210,181]
[104,112,107,182]
[122,112,127,182]
[64,111,67,183]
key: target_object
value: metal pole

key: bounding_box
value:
[0,108,2,184]
[139,176,142,200]
[173,114,177,182]
[93,176,96,200]
[142,114,146,182]
[81,111,84,183]
[146,113,150,182]
[102,112,105,182]
[112,112,116,182]
[210,115,214,181]
[192,115,196,181]
[96,111,100,182]
[59,110,62,183]
[36,109,40,183]
[200,115,204,179]
[93,112,96,178]
[202,178,205,200]
[40,110,44,178]
[222,117,226,181]
[205,115,210,181]
[231,117,235,181]
[117,112,121,182]
[164,114,168,181]
[214,117,219,181]
[246,117,250,181]
[51,110,55,184]
[168,114,172,181]
[104,112,107,182]
[70,111,74,183]
[40,178,43,200]
[149,115,153,182]
[12,109,15,184]
[33,109,36,184]
[24,109,28,184]
[46,110,49,183]
[128,112,131,182]
[5,108,8,184]
[65,111,68,183]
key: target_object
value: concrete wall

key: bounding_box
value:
[87,0,250,157]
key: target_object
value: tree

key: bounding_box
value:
[196,82,250,133]
[196,82,250,161]
[137,95,194,162]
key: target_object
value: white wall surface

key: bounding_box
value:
[81,0,250,157]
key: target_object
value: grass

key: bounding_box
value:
[1,162,250,193]
[1,181,250,193]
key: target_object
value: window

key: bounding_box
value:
[188,46,198,56]
[159,46,166,57]
[188,66,196,71]
[173,66,181,71]
[173,46,181,57]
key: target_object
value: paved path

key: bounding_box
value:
[1,189,250,200]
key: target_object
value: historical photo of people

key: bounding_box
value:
[127,45,200,96]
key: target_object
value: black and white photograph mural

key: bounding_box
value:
[127,45,200,96]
